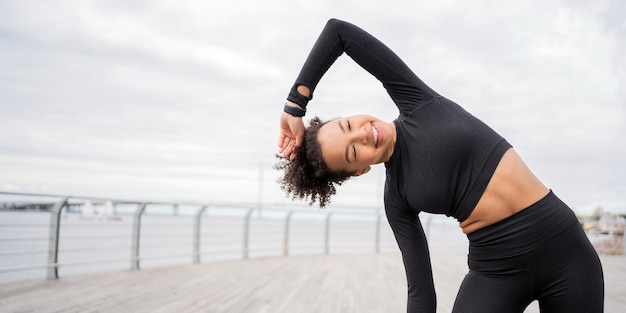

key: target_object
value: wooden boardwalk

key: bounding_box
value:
[0,253,624,312]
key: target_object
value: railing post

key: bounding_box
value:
[243,209,254,259]
[47,197,69,280]
[325,213,332,255]
[375,213,383,254]
[131,203,147,270]
[193,205,208,264]
[283,211,294,256]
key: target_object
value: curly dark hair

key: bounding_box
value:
[275,117,354,208]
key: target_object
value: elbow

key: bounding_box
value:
[326,18,349,29]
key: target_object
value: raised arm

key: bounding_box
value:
[279,18,438,159]
[287,18,438,114]
[386,204,437,312]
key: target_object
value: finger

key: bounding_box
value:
[294,134,303,149]
[284,142,294,160]
[283,135,292,150]
[278,132,293,149]
[279,136,292,154]
[282,138,299,160]
[277,132,288,151]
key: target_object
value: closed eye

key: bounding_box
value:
[352,145,357,160]
[347,120,351,131]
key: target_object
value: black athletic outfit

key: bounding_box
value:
[287,19,604,313]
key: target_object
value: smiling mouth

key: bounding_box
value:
[372,123,379,148]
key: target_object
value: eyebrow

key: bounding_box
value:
[338,120,351,164]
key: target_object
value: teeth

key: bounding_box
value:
[372,125,378,146]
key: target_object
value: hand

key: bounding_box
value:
[278,111,304,160]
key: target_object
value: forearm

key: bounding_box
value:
[287,18,438,114]
[387,208,437,312]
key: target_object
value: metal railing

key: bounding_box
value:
[0,191,400,282]
[5,191,617,285]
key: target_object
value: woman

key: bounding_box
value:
[276,19,603,313]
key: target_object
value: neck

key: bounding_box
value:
[383,121,397,162]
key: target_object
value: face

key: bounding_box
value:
[317,114,396,175]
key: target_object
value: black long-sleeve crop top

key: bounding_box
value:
[286,18,511,312]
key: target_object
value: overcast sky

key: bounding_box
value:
[1,0,624,215]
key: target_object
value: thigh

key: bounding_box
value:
[533,226,604,313]
[452,270,532,313]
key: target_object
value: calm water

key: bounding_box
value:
[0,210,468,284]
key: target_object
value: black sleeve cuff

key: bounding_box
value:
[284,104,307,117]
[286,82,312,108]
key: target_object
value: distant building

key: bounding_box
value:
[598,214,626,234]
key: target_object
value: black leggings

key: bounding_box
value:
[453,191,604,313]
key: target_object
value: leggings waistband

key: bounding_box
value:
[468,190,580,260]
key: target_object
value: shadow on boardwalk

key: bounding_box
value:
[0,253,623,312]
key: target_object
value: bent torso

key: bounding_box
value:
[460,148,550,234]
